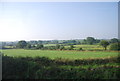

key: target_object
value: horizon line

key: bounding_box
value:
[0,38,119,42]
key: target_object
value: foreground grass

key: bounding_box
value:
[2,49,119,60]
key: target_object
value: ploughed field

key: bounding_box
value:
[2,49,119,60]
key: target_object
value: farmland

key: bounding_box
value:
[2,49,120,79]
[1,2,119,79]
[2,49,119,60]
[1,39,120,79]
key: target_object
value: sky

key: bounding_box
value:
[0,2,118,41]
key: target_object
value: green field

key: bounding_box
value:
[2,49,120,79]
[44,44,57,47]
[43,44,110,51]
[2,49,119,60]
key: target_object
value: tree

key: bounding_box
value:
[29,41,38,45]
[56,44,60,49]
[69,45,74,50]
[70,45,74,48]
[36,44,44,49]
[26,43,31,49]
[86,37,96,45]
[31,45,36,49]
[17,40,27,48]
[95,39,100,44]
[100,40,109,50]
[38,40,43,44]
[60,46,65,50]
[78,48,83,51]
[82,39,87,44]
[109,43,120,51]
[110,38,119,43]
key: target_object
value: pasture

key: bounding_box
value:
[2,49,118,60]
[2,49,120,79]
[2,47,120,79]
[44,44,110,51]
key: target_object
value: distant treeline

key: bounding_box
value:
[1,37,120,51]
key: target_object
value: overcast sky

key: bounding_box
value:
[0,2,118,41]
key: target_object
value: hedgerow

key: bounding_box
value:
[2,55,120,79]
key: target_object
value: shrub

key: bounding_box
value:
[2,55,29,79]
[34,56,52,66]
[55,44,60,49]
[78,47,83,51]
[109,43,120,51]
[60,46,65,50]
[35,44,44,49]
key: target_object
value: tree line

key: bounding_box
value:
[14,37,120,51]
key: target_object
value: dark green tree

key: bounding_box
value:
[16,40,27,48]
[36,44,44,49]
[60,46,65,50]
[109,43,120,51]
[78,47,83,51]
[110,38,119,43]
[29,41,38,45]
[69,45,74,50]
[26,43,32,49]
[38,40,43,44]
[56,44,60,49]
[95,39,100,44]
[100,40,109,50]
[86,37,96,45]
[31,45,36,49]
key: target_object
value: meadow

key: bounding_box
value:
[2,50,120,79]
[2,49,119,60]
[43,44,110,51]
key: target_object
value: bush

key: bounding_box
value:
[55,44,60,49]
[35,44,44,49]
[2,55,29,79]
[34,56,53,66]
[60,46,65,50]
[109,43,120,51]
[47,46,56,50]
[78,48,83,51]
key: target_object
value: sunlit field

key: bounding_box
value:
[2,49,118,60]
[43,44,110,51]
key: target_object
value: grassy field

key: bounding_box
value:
[1,49,119,60]
[2,49,120,79]
[74,45,103,50]
[44,44,110,51]
[44,44,57,47]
